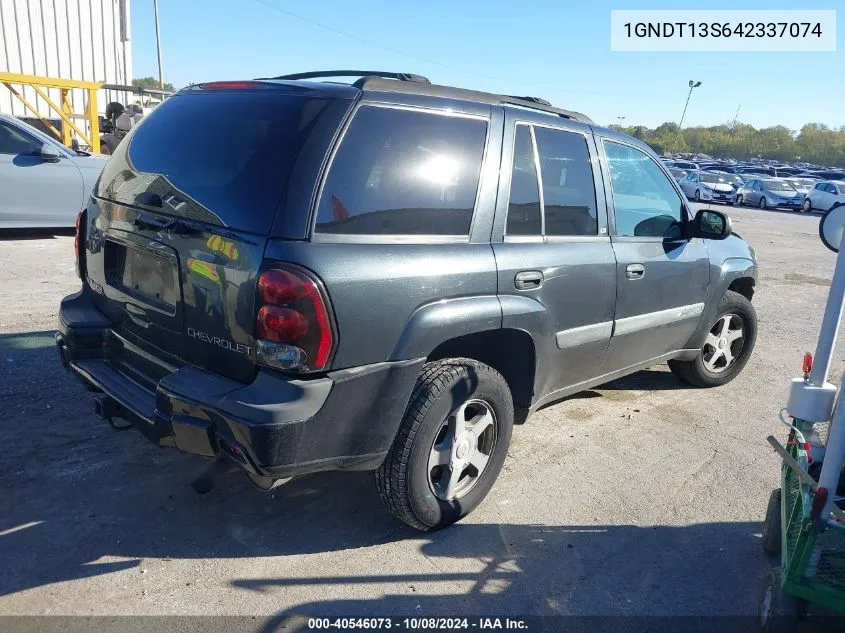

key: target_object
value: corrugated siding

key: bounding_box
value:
[0,0,132,120]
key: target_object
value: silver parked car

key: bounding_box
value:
[736,178,803,211]
[678,170,737,204]
[784,177,819,198]
[0,113,107,228]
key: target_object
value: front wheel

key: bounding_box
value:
[668,290,757,387]
[736,194,744,206]
[694,189,701,201]
[802,198,812,213]
[375,358,514,531]
[760,197,768,210]
[758,569,805,633]
[762,488,782,554]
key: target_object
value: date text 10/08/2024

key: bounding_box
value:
[307,618,529,630]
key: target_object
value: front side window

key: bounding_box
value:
[604,140,684,239]
[315,106,488,236]
[0,121,40,155]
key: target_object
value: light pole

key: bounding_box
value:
[153,0,164,89]
[671,80,701,155]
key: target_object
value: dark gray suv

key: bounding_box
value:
[57,71,758,530]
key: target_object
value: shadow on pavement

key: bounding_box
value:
[233,521,772,618]
[0,330,778,624]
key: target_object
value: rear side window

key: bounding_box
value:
[315,106,488,236]
[534,127,598,236]
[97,92,344,234]
[504,124,598,237]
[506,125,541,236]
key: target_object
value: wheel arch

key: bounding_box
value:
[427,329,537,417]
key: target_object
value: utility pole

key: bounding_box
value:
[154,0,164,89]
[671,80,701,155]
[731,105,741,130]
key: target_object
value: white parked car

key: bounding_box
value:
[803,181,845,213]
[678,170,737,204]
[0,113,107,228]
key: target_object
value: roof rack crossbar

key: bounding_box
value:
[257,70,431,84]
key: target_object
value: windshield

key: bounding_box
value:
[765,180,796,192]
[699,173,724,184]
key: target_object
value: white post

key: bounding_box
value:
[153,0,164,89]
[818,377,845,519]
[810,244,845,386]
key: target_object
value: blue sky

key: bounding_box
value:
[130,0,842,130]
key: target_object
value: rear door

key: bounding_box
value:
[85,85,352,383]
[0,118,82,227]
[493,115,616,399]
[597,137,709,372]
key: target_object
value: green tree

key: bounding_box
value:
[613,119,845,167]
[132,76,175,92]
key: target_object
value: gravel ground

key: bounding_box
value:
[0,206,843,625]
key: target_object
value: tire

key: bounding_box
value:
[668,290,758,388]
[736,194,744,206]
[375,358,514,531]
[760,197,768,210]
[758,569,805,633]
[802,198,812,213]
[694,189,701,201]
[762,488,782,554]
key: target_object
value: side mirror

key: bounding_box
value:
[820,202,845,252]
[38,142,61,162]
[692,209,732,240]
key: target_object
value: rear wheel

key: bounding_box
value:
[760,197,768,210]
[375,358,514,531]
[668,290,757,387]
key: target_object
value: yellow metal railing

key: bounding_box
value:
[0,71,101,153]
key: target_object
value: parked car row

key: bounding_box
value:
[663,156,845,213]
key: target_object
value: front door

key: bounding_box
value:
[493,118,616,401]
[597,138,710,373]
[0,119,82,227]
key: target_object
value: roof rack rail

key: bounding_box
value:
[505,95,552,107]
[256,70,431,85]
[497,95,591,123]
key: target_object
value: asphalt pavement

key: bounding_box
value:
[0,205,843,624]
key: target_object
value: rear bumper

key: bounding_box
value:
[57,290,424,478]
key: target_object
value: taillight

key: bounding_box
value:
[255,265,335,372]
[74,210,85,279]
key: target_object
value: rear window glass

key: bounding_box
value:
[315,106,488,236]
[96,92,342,234]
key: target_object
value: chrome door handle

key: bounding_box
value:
[515,270,544,290]
[626,264,645,280]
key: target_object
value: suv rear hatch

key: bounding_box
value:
[83,82,353,383]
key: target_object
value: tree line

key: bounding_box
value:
[607,121,845,168]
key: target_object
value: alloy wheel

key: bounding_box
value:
[702,313,745,373]
[428,398,497,501]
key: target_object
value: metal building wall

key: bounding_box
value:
[0,0,133,119]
